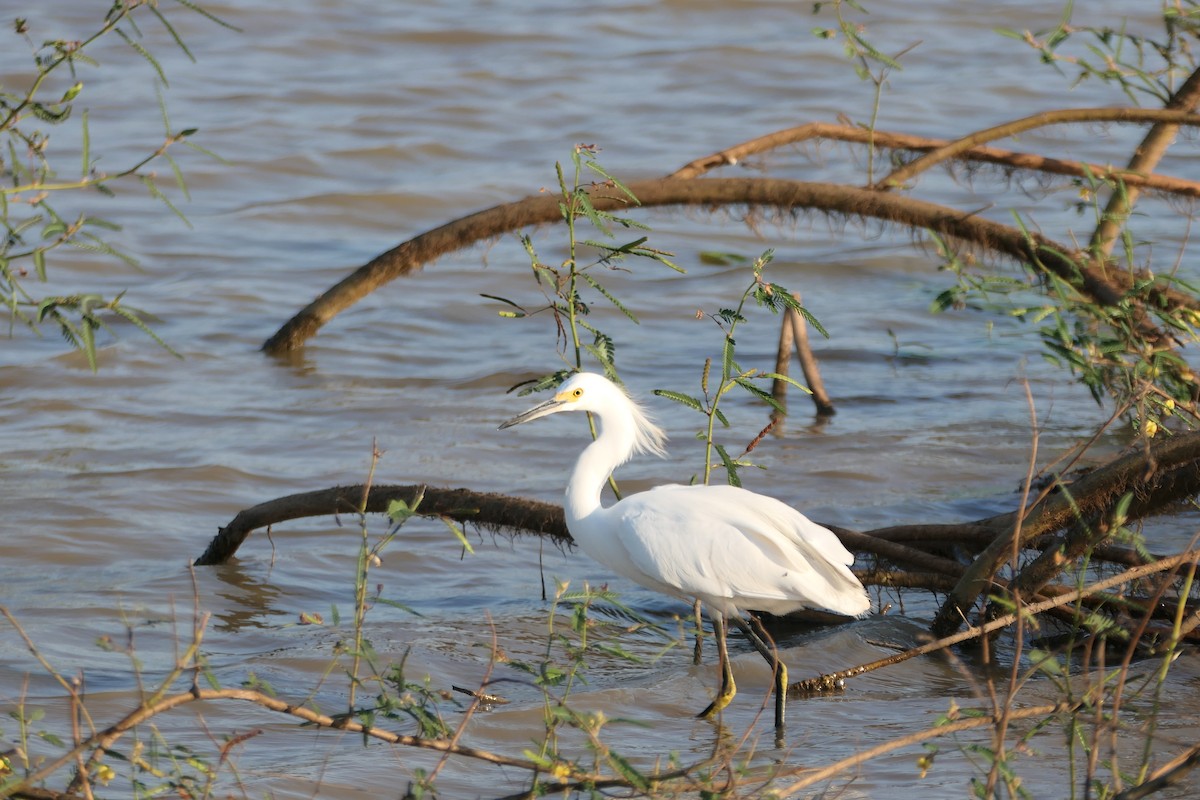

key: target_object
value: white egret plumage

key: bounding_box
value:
[500,372,868,729]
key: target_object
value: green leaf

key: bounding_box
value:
[593,642,643,663]
[79,315,98,372]
[387,497,416,523]
[579,271,638,323]
[575,192,613,236]
[652,389,704,412]
[140,174,190,226]
[760,371,812,394]
[115,26,169,85]
[374,597,421,616]
[699,251,751,266]
[1028,648,1064,677]
[721,337,736,379]
[170,0,242,32]
[61,81,83,103]
[714,443,741,487]
[794,305,830,338]
[515,370,573,397]
[147,4,195,62]
[441,517,475,554]
[734,377,786,414]
[582,159,640,206]
[1112,492,1133,527]
[571,602,587,634]
[104,300,182,359]
[606,751,651,791]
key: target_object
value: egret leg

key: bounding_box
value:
[730,615,787,731]
[697,614,736,719]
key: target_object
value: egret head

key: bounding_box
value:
[499,372,667,457]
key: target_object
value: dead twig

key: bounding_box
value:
[772,295,836,417]
[670,118,1200,197]
[778,701,1079,796]
[790,548,1200,697]
[1090,66,1200,256]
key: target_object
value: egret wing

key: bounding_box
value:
[610,484,868,617]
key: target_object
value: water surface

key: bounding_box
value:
[2,1,1198,797]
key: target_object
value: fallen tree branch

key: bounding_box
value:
[932,429,1200,637]
[671,118,1200,198]
[195,485,567,566]
[1114,742,1200,800]
[12,686,597,798]
[771,301,836,417]
[872,106,1200,191]
[197,433,1200,594]
[263,175,1186,353]
[1090,66,1200,256]
[790,548,1200,698]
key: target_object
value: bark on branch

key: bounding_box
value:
[263,176,1190,353]
[931,429,1200,637]
[263,104,1200,354]
[195,485,566,566]
[197,430,1200,622]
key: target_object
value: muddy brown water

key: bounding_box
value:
[3,1,1199,797]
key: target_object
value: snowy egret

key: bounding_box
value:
[499,372,869,730]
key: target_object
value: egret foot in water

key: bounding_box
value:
[499,373,869,735]
[697,614,737,720]
[732,615,788,730]
[697,613,789,730]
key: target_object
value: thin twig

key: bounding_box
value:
[790,548,1200,696]
[669,120,1200,197]
[778,702,1078,795]
[873,107,1200,191]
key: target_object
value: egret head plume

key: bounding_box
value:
[499,372,667,459]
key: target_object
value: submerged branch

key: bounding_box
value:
[772,301,836,417]
[198,432,1200,611]
[932,429,1200,637]
[194,485,566,566]
[792,548,1200,698]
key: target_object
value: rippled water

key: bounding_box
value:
[3,1,1199,797]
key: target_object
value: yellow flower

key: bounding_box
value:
[95,763,116,785]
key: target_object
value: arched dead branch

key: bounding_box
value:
[673,116,1200,196]
[873,106,1200,191]
[263,175,1194,354]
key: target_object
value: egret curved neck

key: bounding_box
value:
[564,413,634,525]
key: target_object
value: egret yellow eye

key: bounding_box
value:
[572,388,584,398]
